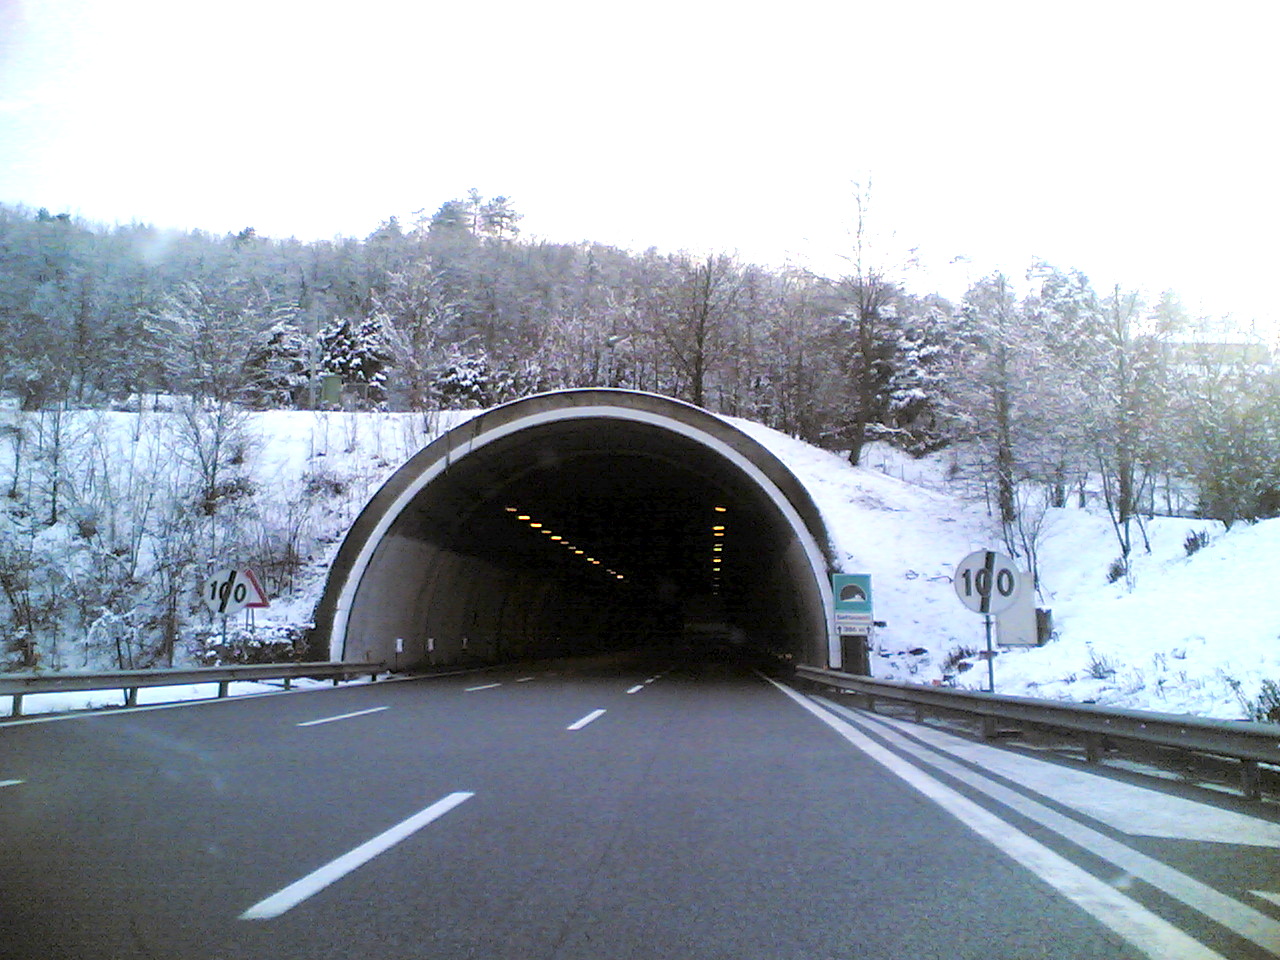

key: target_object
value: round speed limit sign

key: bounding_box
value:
[953,550,1021,616]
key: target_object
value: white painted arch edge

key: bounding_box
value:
[329,405,839,666]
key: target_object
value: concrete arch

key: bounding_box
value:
[311,389,839,669]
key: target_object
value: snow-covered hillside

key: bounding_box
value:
[3,404,1276,721]
[736,421,1279,720]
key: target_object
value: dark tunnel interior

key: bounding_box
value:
[320,404,833,671]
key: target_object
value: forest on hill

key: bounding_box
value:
[0,194,1277,670]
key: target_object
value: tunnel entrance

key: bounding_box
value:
[311,390,838,669]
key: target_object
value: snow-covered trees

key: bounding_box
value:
[648,253,742,408]
[370,260,457,409]
[319,316,389,407]
[0,196,1274,559]
[1169,334,1280,527]
[242,320,309,409]
[951,274,1031,525]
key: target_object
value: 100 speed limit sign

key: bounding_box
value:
[953,550,1020,616]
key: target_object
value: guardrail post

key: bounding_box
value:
[1242,760,1262,801]
[981,717,998,740]
[11,693,22,717]
[914,704,925,723]
[283,677,292,690]
[1085,734,1102,762]
[217,681,230,698]
[125,688,138,707]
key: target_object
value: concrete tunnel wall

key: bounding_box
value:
[310,389,841,669]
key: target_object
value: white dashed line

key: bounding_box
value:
[465,683,503,692]
[0,779,24,788]
[296,707,389,727]
[567,709,606,730]
[241,791,474,920]
[626,685,644,695]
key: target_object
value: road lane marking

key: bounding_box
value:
[851,703,1280,847]
[567,709,606,730]
[0,779,23,788]
[240,791,474,920]
[1254,891,1280,908]
[296,707,389,727]
[762,675,1227,960]
[465,683,503,692]
[626,685,644,695]
[820,698,1280,955]
[515,677,536,683]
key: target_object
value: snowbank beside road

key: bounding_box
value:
[737,420,1278,719]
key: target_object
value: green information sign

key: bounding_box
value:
[833,574,872,612]
[832,574,873,634]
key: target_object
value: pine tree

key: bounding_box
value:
[242,319,309,408]
[318,316,389,406]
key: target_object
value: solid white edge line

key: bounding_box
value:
[296,706,389,727]
[240,791,474,920]
[626,685,644,695]
[759,675,1227,960]
[0,779,23,787]
[824,699,1280,952]
[567,709,606,731]
[465,683,503,692]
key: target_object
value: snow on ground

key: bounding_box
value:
[4,405,1276,721]
[7,676,383,719]
[729,420,998,669]
[736,423,1278,720]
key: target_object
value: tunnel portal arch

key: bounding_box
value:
[312,390,839,669]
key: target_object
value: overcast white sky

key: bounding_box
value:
[1,0,1275,327]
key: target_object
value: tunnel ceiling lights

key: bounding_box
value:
[506,506,627,583]
[710,506,727,592]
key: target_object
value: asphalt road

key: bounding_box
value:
[1,655,1275,960]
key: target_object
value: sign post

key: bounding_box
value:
[831,574,873,674]
[953,550,1020,692]
[202,568,270,646]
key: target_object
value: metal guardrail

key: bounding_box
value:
[794,665,1280,800]
[0,662,385,718]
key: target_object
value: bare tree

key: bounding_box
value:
[829,185,910,465]
[374,260,459,410]
[649,253,741,408]
[1090,286,1165,565]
